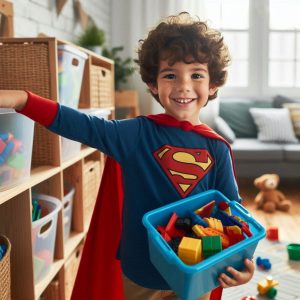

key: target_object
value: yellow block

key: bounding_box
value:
[178,237,202,265]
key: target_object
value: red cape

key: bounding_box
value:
[71,114,234,300]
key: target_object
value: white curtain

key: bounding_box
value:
[111,0,218,117]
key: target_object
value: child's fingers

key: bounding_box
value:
[244,258,255,273]
[218,271,238,288]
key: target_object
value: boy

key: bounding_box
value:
[0,12,254,300]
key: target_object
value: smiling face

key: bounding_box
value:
[148,59,218,125]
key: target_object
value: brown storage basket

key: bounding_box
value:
[83,160,101,220]
[0,40,56,167]
[90,65,113,108]
[65,243,83,299]
[0,236,11,300]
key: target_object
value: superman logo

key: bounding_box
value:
[154,145,214,197]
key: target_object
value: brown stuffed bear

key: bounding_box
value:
[254,174,292,213]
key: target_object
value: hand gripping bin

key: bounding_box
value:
[57,44,88,109]
[31,194,62,283]
[0,109,34,191]
[142,190,266,300]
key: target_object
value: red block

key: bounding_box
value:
[266,226,279,241]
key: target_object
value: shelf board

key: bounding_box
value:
[64,231,85,259]
[35,259,64,299]
[61,147,98,170]
[0,166,61,205]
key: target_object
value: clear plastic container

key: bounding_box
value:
[63,186,75,241]
[0,109,34,191]
[57,45,88,109]
[32,194,62,283]
[142,190,266,300]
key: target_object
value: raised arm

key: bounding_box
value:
[0,90,28,110]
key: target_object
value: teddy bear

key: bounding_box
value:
[254,173,292,213]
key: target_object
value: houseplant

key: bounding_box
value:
[102,46,135,90]
[77,23,105,54]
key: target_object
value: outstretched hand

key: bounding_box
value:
[218,258,255,288]
[0,90,28,110]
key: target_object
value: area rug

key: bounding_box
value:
[222,238,300,299]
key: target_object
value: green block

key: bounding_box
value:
[202,236,222,258]
[7,152,25,169]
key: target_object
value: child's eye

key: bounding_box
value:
[192,73,205,79]
[163,74,176,79]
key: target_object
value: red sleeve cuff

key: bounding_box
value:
[17,91,59,126]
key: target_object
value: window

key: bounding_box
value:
[196,0,300,97]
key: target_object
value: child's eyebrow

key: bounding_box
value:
[159,67,208,74]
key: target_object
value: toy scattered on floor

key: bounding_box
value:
[0,243,7,260]
[256,256,271,270]
[0,131,26,186]
[157,200,253,265]
[257,275,278,299]
[287,243,300,261]
[254,174,291,213]
[241,296,257,300]
[266,226,279,241]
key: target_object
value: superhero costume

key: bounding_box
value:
[20,92,241,300]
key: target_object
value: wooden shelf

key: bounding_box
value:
[0,37,114,299]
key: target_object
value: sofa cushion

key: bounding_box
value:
[231,138,284,161]
[283,144,300,161]
[273,94,300,108]
[219,98,272,138]
[214,116,236,144]
[249,108,298,143]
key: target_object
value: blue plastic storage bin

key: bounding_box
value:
[142,190,266,300]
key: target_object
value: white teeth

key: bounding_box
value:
[174,98,194,104]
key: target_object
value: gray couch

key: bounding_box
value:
[214,96,300,179]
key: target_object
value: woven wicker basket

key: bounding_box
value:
[0,41,55,167]
[83,160,101,220]
[0,236,11,300]
[90,65,113,108]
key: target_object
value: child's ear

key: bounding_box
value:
[209,85,218,96]
[147,83,158,95]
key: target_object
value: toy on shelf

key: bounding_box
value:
[253,174,291,213]
[257,275,278,299]
[287,243,300,261]
[266,227,279,241]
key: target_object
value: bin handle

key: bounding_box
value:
[153,235,175,264]
[38,219,53,239]
[72,58,79,67]
[233,201,251,217]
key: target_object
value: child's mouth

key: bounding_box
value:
[172,98,195,104]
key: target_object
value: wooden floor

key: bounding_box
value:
[237,179,300,243]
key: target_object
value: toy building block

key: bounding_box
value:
[218,201,232,216]
[178,237,202,265]
[256,256,271,270]
[168,237,182,254]
[266,226,279,241]
[175,217,192,231]
[0,141,14,165]
[157,225,171,242]
[7,152,25,169]
[287,243,300,260]
[202,236,222,258]
[187,211,208,227]
[0,139,6,154]
[192,225,230,249]
[241,296,257,300]
[257,275,278,297]
[203,217,224,232]
[194,200,215,218]
[165,212,185,238]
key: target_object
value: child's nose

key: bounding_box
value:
[177,78,191,92]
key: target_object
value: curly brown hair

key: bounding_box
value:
[136,12,231,103]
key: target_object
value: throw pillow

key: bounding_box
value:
[219,98,272,138]
[249,108,298,143]
[273,95,300,108]
[283,103,300,137]
[214,116,236,144]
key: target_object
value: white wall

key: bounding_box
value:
[12,0,112,44]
